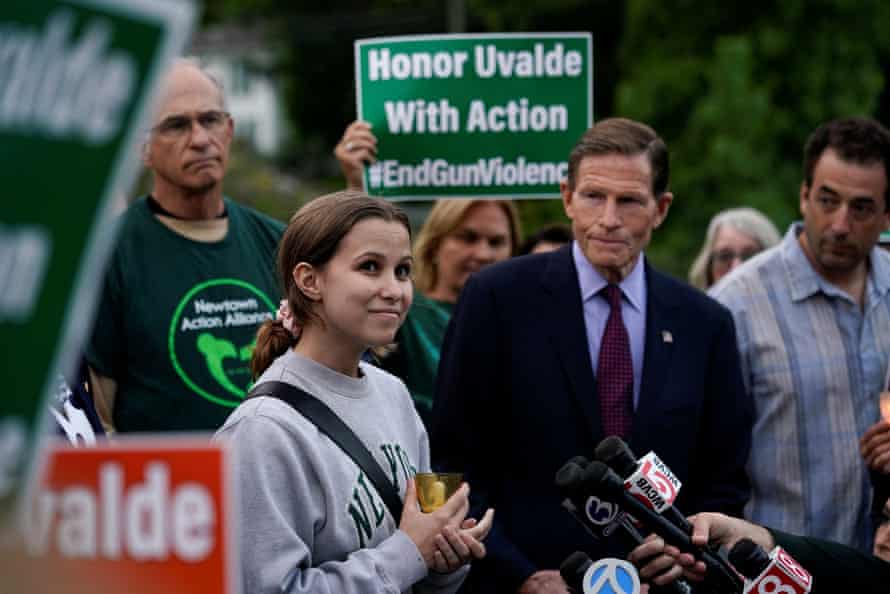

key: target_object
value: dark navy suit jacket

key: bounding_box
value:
[430,246,753,593]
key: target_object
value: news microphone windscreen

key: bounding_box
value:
[594,436,638,478]
[560,550,592,574]
[728,538,770,579]
[567,455,591,470]
[555,460,586,495]
[582,461,625,496]
[559,550,593,591]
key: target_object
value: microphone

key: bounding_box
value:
[729,538,813,594]
[556,460,645,547]
[594,436,744,589]
[556,461,634,545]
[559,551,592,593]
[559,550,644,594]
[578,461,744,593]
[556,462,692,594]
[594,436,690,532]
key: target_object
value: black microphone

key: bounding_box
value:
[594,436,692,533]
[556,461,645,547]
[594,436,637,476]
[567,454,592,469]
[559,551,592,593]
[555,462,692,594]
[594,435,746,591]
[729,538,813,594]
[556,461,645,549]
[728,538,770,578]
[580,461,744,593]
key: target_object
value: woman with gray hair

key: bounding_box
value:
[689,207,781,289]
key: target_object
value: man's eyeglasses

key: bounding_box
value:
[711,248,759,266]
[150,110,230,140]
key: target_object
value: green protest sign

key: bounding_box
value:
[355,33,593,200]
[0,0,196,527]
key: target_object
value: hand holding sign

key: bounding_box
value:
[354,33,592,199]
[335,120,377,190]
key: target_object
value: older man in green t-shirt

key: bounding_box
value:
[86,58,284,433]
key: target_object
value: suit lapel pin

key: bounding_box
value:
[662,330,673,343]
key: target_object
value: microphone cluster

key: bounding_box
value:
[555,437,812,594]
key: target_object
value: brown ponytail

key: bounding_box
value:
[249,190,410,379]
[251,319,297,380]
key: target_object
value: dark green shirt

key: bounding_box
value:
[380,291,454,425]
[86,197,284,432]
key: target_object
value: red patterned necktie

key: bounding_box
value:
[597,284,633,438]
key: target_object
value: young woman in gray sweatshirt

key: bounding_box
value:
[216,192,493,594]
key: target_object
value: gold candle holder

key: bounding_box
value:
[414,472,463,512]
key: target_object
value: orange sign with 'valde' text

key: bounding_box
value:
[21,439,237,594]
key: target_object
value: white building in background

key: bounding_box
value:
[189,23,288,158]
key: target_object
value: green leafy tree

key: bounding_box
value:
[617,0,890,276]
[204,1,890,262]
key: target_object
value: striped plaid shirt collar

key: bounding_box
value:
[781,222,890,305]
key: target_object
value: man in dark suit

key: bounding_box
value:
[430,118,753,594]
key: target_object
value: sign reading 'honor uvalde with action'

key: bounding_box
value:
[355,33,593,199]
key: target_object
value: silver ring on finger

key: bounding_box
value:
[345,141,354,151]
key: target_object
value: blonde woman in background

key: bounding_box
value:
[689,207,781,289]
[384,199,520,424]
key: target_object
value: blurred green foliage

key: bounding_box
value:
[223,140,341,221]
[617,0,890,275]
[201,0,890,277]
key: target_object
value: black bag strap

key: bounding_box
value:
[247,381,403,523]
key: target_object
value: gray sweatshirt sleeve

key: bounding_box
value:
[220,412,429,594]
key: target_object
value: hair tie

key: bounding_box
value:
[276,299,300,339]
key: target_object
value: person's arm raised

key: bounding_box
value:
[334,120,377,190]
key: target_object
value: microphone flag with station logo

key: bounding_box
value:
[581,557,641,594]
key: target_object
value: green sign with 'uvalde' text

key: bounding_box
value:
[0,0,195,528]
[355,33,593,200]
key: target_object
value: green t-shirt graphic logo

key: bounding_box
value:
[169,279,276,407]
